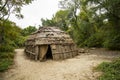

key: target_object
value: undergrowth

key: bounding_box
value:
[0,52,15,72]
[96,58,120,80]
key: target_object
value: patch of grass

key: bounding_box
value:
[96,58,120,80]
[0,52,15,72]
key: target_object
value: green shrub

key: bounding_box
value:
[0,52,14,59]
[0,44,14,52]
[0,52,14,72]
[14,36,27,48]
[0,59,13,72]
[96,58,120,80]
[103,30,120,50]
[85,32,104,47]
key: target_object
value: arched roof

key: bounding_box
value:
[26,27,74,45]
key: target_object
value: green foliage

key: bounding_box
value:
[41,18,56,27]
[0,0,35,19]
[103,30,120,50]
[84,0,120,28]
[58,0,120,50]
[0,20,36,72]
[0,52,14,59]
[0,52,14,72]
[69,12,96,47]
[14,36,27,47]
[0,0,35,72]
[0,20,35,51]
[21,26,37,36]
[0,44,14,52]
[41,10,70,31]
[0,20,23,51]
[0,59,13,72]
[53,10,70,31]
[96,58,120,80]
[85,31,105,47]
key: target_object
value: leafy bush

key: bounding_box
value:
[14,36,27,48]
[0,52,14,59]
[96,58,120,80]
[0,52,14,72]
[0,44,14,52]
[68,20,95,47]
[0,59,13,72]
[21,26,37,36]
[85,32,104,47]
[103,30,120,50]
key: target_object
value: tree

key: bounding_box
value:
[0,0,34,20]
[0,20,23,52]
[41,18,56,27]
[52,10,70,31]
[58,0,106,47]
[41,0,81,31]
[21,26,37,36]
[0,0,34,44]
[83,0,120,49]
[84,0,120,28]
[41,10,70,31]
[59,0,80,29]
[60,0,120,49]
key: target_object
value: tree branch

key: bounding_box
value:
[0,0,9,12]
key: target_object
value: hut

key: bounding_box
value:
[25,27,78,61]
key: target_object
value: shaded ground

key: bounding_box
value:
[1,48,120,80]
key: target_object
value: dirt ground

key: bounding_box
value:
[1,48,120,80]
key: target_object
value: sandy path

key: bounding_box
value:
[3,49,120,80]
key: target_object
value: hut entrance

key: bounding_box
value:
[45,45,53,59]
[39,45,53,61]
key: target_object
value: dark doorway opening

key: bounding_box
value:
[38,46,40,60]
[46,45,53,59]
